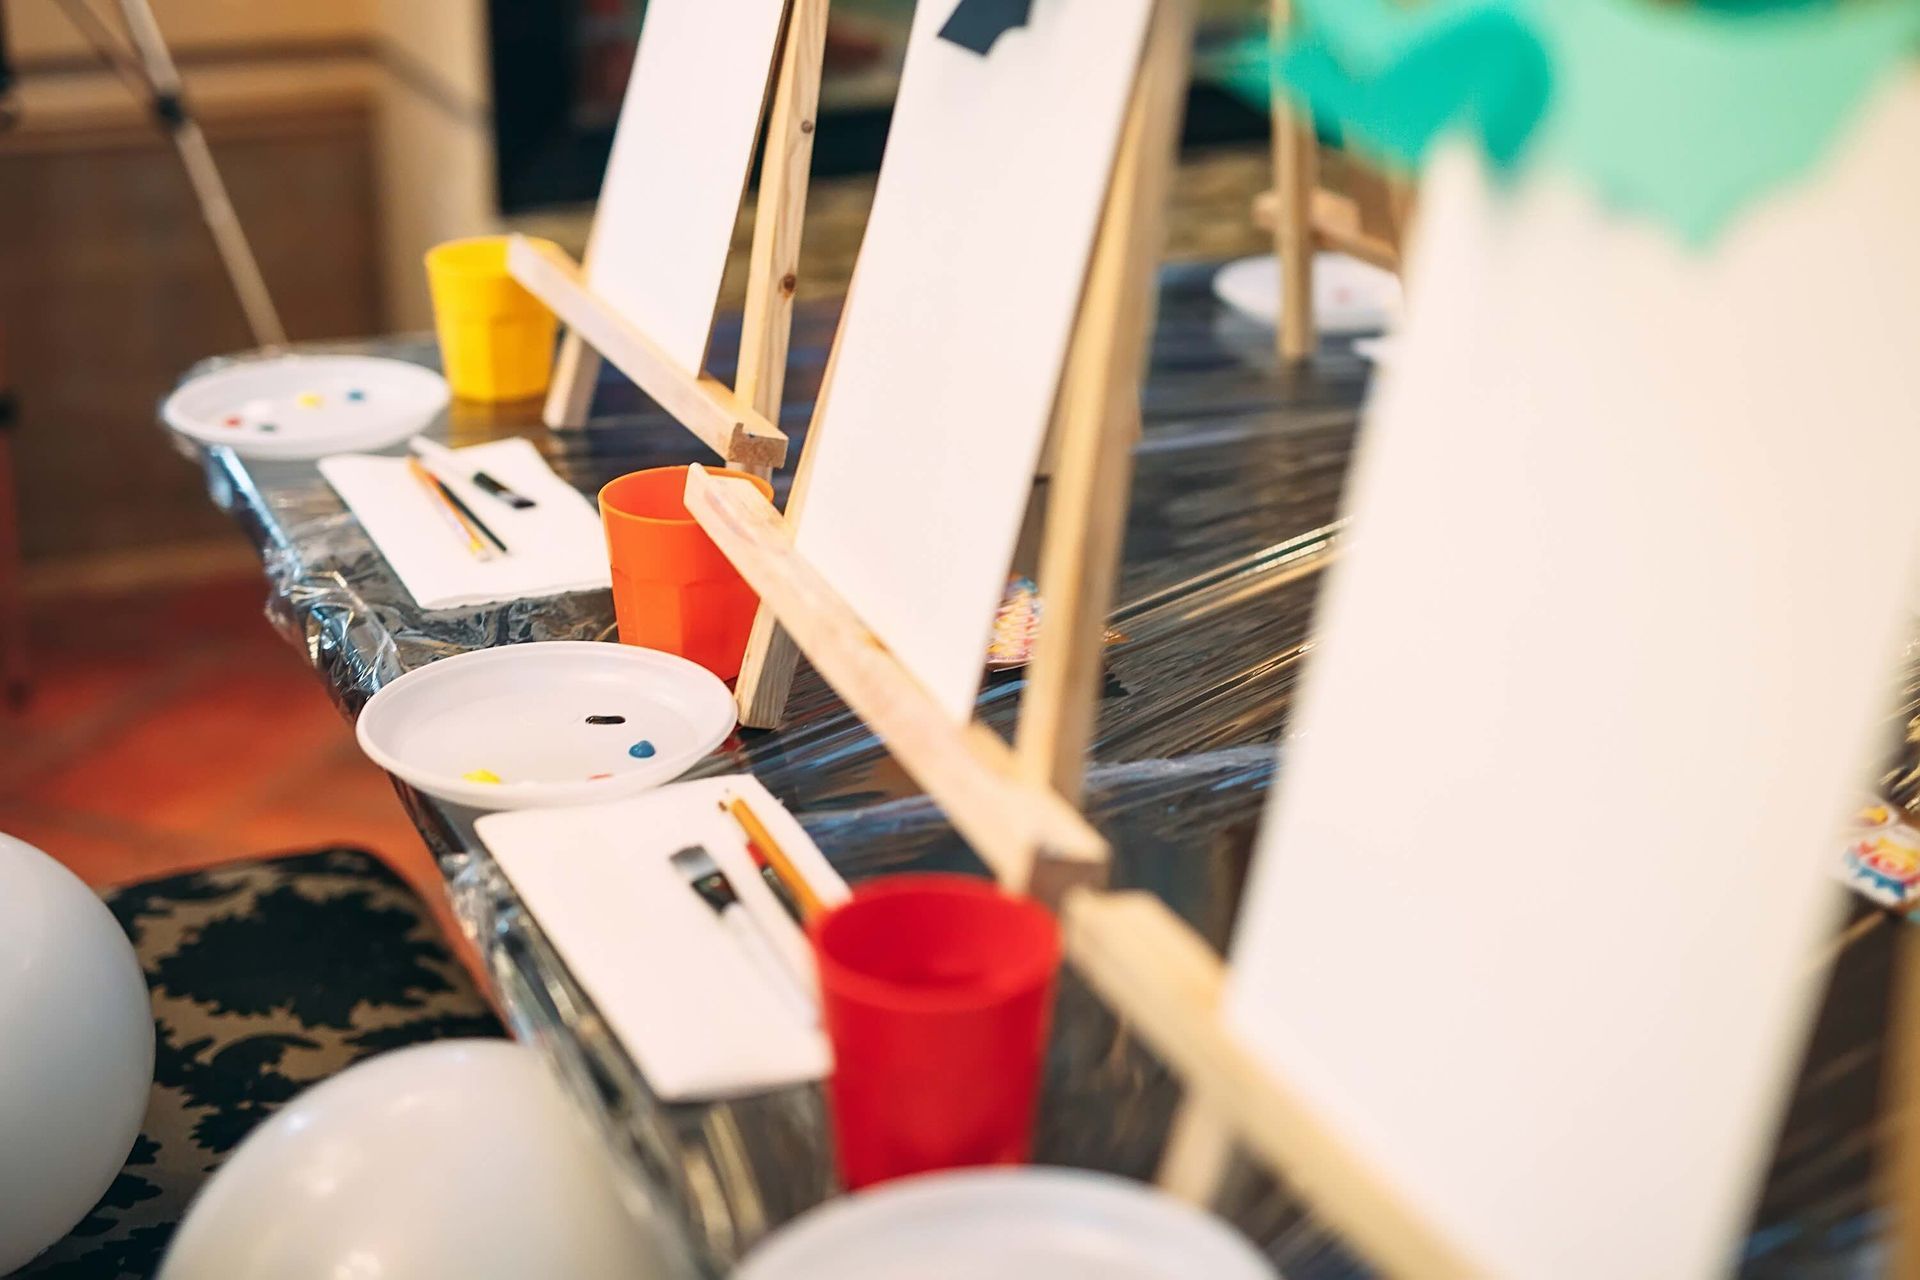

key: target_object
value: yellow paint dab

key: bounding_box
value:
[462,769,502,784]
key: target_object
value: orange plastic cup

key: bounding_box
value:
[599,466,772,680]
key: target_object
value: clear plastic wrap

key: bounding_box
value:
[176,265,1896,1277]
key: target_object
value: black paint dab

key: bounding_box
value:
[938,0,1034,56]
[585,714,626,725]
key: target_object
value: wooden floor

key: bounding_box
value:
[1,573,453,941]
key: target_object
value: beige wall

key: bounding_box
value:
[0,0,495,559]
[5,0,497,331]
[8,0,374,60]
[368,0,497,329]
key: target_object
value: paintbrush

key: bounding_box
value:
[407,457,509,556]
[408,455,496,560]
[669,845,814,1019]
[411,437,537,509]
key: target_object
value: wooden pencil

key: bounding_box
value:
[407,457,490,558]
[722,796,826,922]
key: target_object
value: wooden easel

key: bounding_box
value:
[1066,888,1478,1276]
[1071,881,1920,1279]
[513,0,831,475]
[1254,0,1413,361]
[686,0,1196,896]
[599,1,1471,1267]
[684,5,1470,1261]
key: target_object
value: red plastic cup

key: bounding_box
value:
[810,873,1062,1189]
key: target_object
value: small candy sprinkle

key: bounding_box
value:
[587,772,614,781]
[346,389,366,402]
[628,740,656,759]
[586,714,626,725]
[297,392,323,408]
[462,769,502,784]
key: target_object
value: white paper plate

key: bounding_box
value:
[1212,252,1403,336]
[735,1168,1280,1280]
[163,354,449,460]
[355,642,736,810]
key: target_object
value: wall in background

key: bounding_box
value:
[0,0,495,562]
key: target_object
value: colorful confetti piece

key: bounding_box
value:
[985,574,1128,671]
[628,740,656,759]
[462,768,502,784]
[987,575,1043,670]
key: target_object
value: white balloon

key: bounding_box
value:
[0,832,155,1274]
[160,1039,693,1280]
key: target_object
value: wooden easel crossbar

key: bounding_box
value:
[509,0,832,474]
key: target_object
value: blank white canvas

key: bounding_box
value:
[584,0,789,375]
[792,0,1157,721]
[1224,77,1920,1280]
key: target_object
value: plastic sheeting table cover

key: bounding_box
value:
[174,265,1908,1278]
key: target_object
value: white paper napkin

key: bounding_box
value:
[321,437,611,610]
[476,776,852,1100]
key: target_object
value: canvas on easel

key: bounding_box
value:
[514,0,829,472]
[685,0,1193,893]
[1069,5,1920,1278]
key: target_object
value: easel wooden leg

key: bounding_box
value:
[114,0,287,350]
[544,331,602,430]
[733,282,848,730]
[1272,0,1316,363]
[1015,0,1193,828]
[1064,889,1480,1278]
[734,0,828,481]
[1159,1101,1237,1205]
[539,0,824,441]
[728,0,830,721]
[687,465,1109,889]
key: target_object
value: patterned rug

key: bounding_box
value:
[15,847,503,1279]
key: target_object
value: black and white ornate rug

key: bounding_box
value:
[15,847,503,1279]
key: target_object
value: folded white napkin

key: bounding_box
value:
[476,776,852,1100]
[321,437,611,610]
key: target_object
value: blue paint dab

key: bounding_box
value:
[628,740,656,759]
[347,388,366,401]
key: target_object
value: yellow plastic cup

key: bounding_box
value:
[424,237,560,402]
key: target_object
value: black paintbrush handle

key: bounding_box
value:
[432,474,509,554]
[473,472,536,509]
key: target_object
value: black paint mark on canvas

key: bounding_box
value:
[939,0,1035,56]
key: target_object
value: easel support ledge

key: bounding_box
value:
[507,236,790,470]
[684,464,1110,898]
[1064,889,1484,1280]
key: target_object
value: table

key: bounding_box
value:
[178,265,1891,1278]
